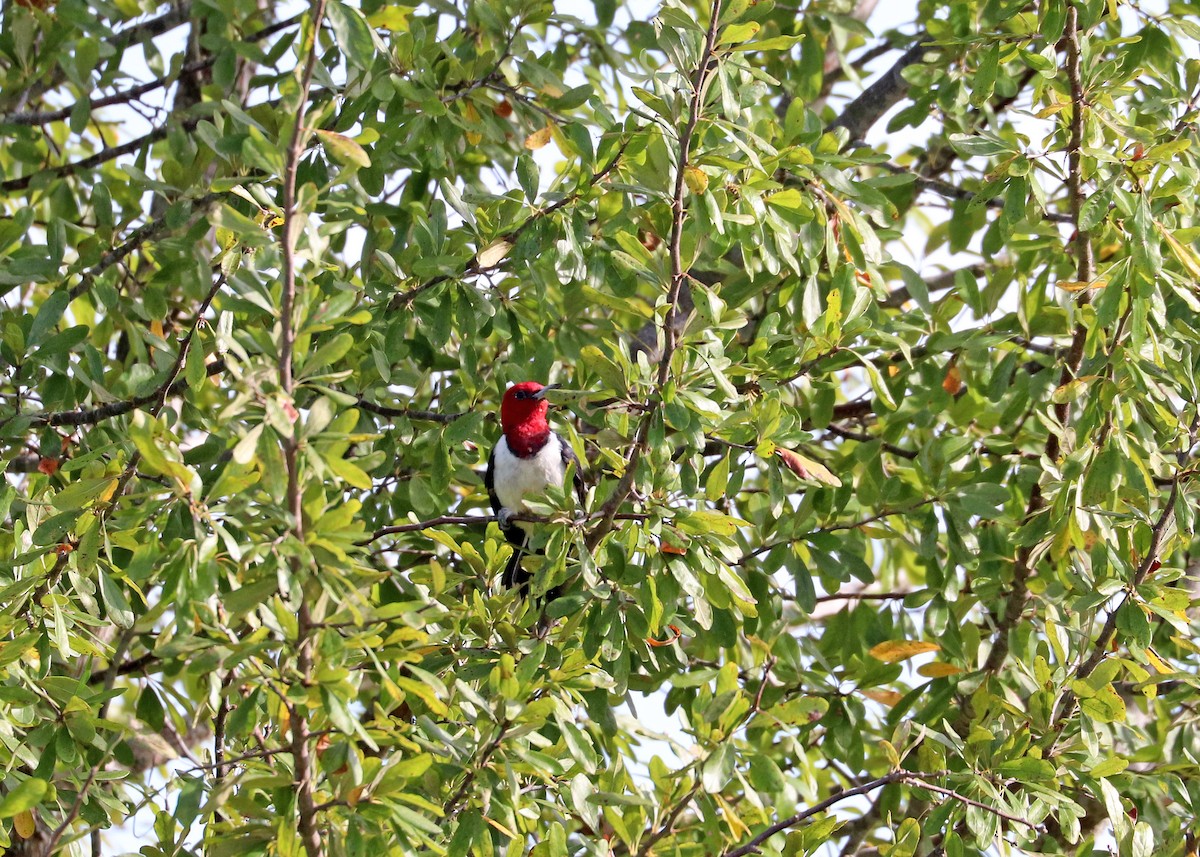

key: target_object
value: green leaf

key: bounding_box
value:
[731,34,804,52]
[673,509,748,536]
[316,130,371,169]
[701,743,734,792]
[719,21,760,44]
[0,778,48,818]
[29,290,70,348]
[996,757,1056,781]
[1074,682,1127,723]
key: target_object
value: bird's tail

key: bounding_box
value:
[501,537,564,626]
[501,533,532,590]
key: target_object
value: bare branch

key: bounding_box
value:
[825,39,930,143]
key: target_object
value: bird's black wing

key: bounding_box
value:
[484,443,500,514]
[560,434,586,507]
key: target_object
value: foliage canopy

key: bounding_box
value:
[1,0,1199,855]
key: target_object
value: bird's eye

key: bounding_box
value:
[514,390,527,400]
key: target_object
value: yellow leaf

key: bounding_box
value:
[715,793,751,838]
[1145,647,1173,675]
[1158,222,1200,280]
[869,640,940,663]
[14,809,35,839]
[258,210,285,230]
[524,125,553,150]
[466,130,482,145]
[476,239,512,270]
[97,477,119,504]
[149,319,164,339]
[683,165,709,194]
[1056,278,1108,291]
[861,688,903,706]
[483,815,519,838]
[367,7,410,30]
[918,662,964,678]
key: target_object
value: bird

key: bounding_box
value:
[485,381,585,592]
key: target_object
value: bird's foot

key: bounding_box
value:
[497,507,517,530]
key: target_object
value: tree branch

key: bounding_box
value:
[279,5,328,857]
[587,0,723,549]
[878,163,1075,225]
[722,771,928,857]
[70,192,222,300]
[0,15,302,127]
[23,355,226,429]
[444,718,510,816]
[825,39,929,143]
[360,510,651,546]
[980,0,1093,676]
[355,397,466,424]
[906,776,1041,831]
[0,117,198,194]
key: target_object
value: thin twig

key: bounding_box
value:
[0,117,198,193]
[444,719,510,816]
[25,357,226,428]
[722,771,930,857]
[737,500,936,565]
[355,397,466,424]
[636,782,702,857]
[359,510,652,545]
[906,777,1041,831]
[814,590,911,604]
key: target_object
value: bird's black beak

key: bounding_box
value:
[533,384,560,400]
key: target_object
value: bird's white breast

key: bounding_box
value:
[493,435,567,532]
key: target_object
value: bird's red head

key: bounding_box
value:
[500,381,557,456]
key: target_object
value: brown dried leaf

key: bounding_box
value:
[942,363,962,395]
[861,688,903,706]
[776,448,842,487]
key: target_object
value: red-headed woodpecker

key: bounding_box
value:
[485,381,585,590]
